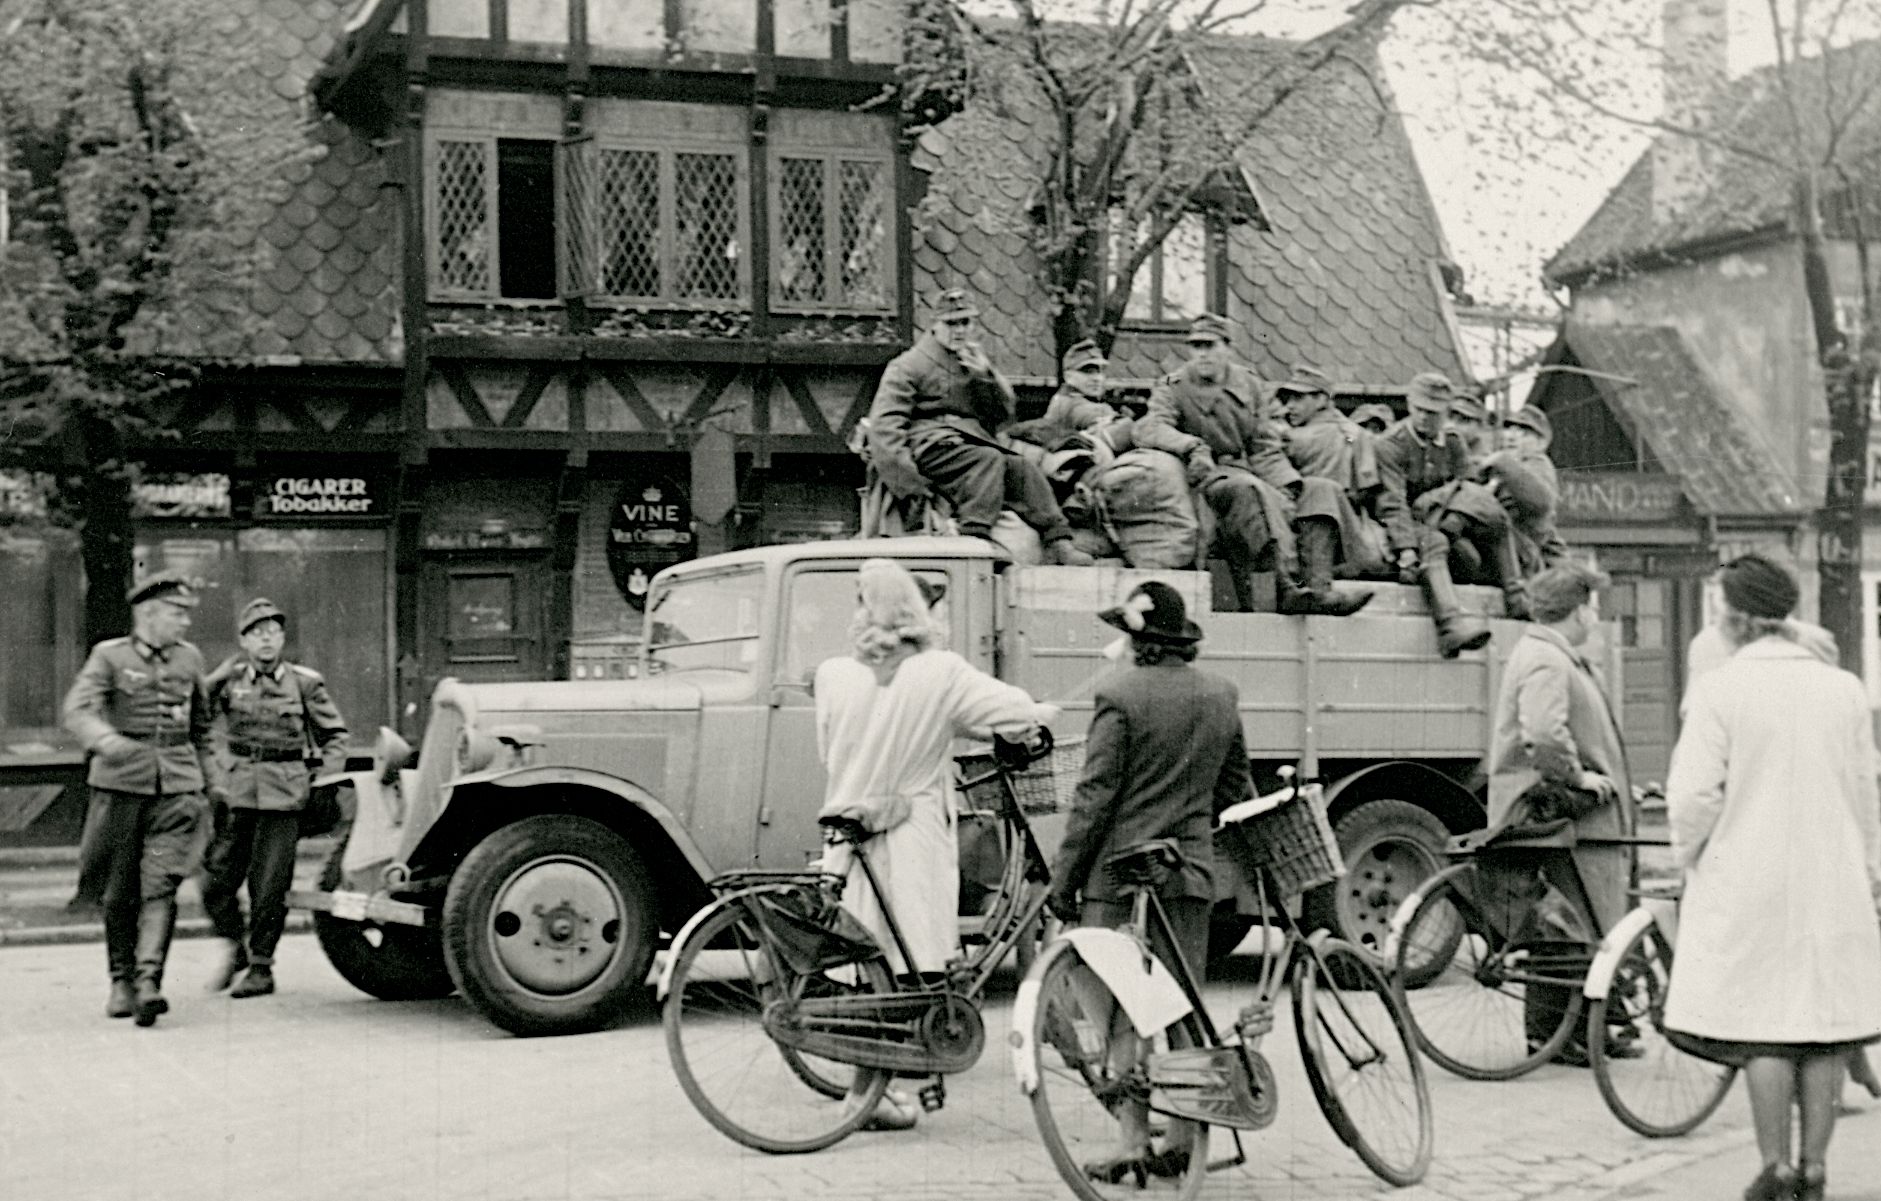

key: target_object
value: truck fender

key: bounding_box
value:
[300,767,409,881]
[1582,900,1678,1000]
[1010,929,1194,1096]
[425,765,718,887]
[1380,862,1471,966]
[1322,761,1482,831]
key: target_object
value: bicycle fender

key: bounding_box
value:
[656,894,742,1002]
[1381,862,1471,966]
[1010,931,1194,1096]
[1582,905,1658,1000]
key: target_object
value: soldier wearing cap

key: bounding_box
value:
[1134,315,1372,615]
[1276,365,1393,578]
[1373,372,1519,655]
[1041,338,1123,435]
[1482,406,1570,573]
[864,288,1094,564]
[1351,403,1395,435]
[63,570,221,1026]
[202,598,349,998]
[1448,388,1495,461]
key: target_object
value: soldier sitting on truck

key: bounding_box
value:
[1133,314,1373,616]
[1276,365,1391,580]
[863,289,1093,566]
[1481,407,1571,575]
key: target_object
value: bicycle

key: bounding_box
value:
[1011,770,1433,1200]
[658,730,1075,1154]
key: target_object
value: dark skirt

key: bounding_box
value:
[1665,1027,1880,1068]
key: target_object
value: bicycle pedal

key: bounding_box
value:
[918,1081,946,1113]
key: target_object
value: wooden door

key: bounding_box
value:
[1610,577,1675,785]
[421,556,550,690]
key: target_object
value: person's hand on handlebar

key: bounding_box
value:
[1576,770,1620,803]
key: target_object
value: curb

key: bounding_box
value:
[0,838,336,869]
[0,912,314,948]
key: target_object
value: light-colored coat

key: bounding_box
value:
[1487,625,1635,931]
[1663,637,1881,1044]
[815,649,1049,974]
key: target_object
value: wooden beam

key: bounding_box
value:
[830,0,849,64]
[399,0,432,468]
[594,365,673,437]
[837,371,875,441]
[498,364,556,428]
[681,367,742,428]
[435,362,498,427]
[780,373,833,438]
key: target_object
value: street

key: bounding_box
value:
[8,935,1877,1201]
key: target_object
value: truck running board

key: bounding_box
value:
[286,888,431,928]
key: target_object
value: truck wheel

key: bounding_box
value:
[1303,800,1449,970]
[312,833,455,1002]
[442,815,656,1037]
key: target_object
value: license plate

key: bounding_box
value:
[330,892,369,922]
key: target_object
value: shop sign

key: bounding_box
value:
[422,527,549,550]
[1558,472,1685,523]
[259,474,384,519]
[607,477,693,609]
[0,470,51,519]
[132,472,230,520]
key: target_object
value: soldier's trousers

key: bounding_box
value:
[913,436,1073,545]
[202,807,301,966]
[80,788,208,982]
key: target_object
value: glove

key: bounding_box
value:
[1184,450,1217,487]
[1396,548,1421,585]
[1046,889,1081,925]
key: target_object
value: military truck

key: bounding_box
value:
[291,535,1554,1037]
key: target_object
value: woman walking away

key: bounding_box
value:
[815,558,1056,1131]
[1664,554,1881,1201]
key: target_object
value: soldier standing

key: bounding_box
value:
[204,598,349,998]
[62,571,220,1026]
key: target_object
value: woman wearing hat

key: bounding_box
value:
[1045,580,1251,1179]
[1664,555,1881,1200]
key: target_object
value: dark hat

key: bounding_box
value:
[1185,313,1232,344]
[1449,394,1488,422]
[1721,553,1798,620]
[1063,338,1107,372]
[126,570,198,608]
[934,288,979,321]
[1506,407,1553,441]
[1406,372,1454,413]
[1351,402,1395,430]
[1099,580,1202,645]
[1275,365,1333,397]
[913,576,949,609]
[238,597,287,635]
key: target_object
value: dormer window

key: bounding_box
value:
[1107,210,1218,326]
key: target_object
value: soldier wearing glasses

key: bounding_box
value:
[63,571,221,1026]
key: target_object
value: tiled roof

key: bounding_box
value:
[1552,321,1801,516]
[913,31,1467,390]
[1547,40,1881,282]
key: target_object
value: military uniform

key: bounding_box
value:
[1283,407,1395,577]
[1482,407,1571,574]
[62,571,219,1024]
[202,599,348,994]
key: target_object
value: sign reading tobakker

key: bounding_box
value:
[608,476,694,609]
[259,475,384,518]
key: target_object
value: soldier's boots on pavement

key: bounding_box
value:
[132,897,177,1027]
[1420,555,1491,658]
[230,966,276,999]
[1277,520,1373,617]
[208,939,250,993]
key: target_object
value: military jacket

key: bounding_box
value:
[1373,419,1476,552]
[1480,448,1559,523]
[63,637,218,795]
[1040,387,1120,436]
[1135,363,1301,493]
[867,333,1018,497]
[208,656,350,812]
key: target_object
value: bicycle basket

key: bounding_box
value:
[748,886,882,976]
[1225,784,1344,899]
[955,735,1087,816]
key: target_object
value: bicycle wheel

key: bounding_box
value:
[1391,866,1581,1080]
[664,897,893,1154]
[1589,920,1737,1137]
[1295,934,1433,1186]
[1027,947,1210,1201]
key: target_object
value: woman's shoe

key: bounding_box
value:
[1141,1146,1192,1179]
[1794,1166,1825,1201]
[860,1090,920,1132]
[1741,1162,1796,1201]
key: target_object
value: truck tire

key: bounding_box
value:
[312,833,456,1002]
[1303,800,1449,970]
[442,814,656,1037]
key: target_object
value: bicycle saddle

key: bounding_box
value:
[1103,839,1184,890]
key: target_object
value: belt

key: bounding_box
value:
[228,741,306,763]
[125,730,194,749]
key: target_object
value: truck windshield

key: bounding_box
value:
[644,565,765,674]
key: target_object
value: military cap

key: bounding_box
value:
[1351,402,1395,430]
[1449,394,1488,423]
[1506,406,1553,442]
[238,597,287,635]
[126,570,199,608]
[1063,339,1107,372]
[1406,371,1455,413]
[1185,313,1232,344]
[1275,365,1333,397]
[934,288,979,321]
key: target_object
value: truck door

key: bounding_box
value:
[755,562,957,868]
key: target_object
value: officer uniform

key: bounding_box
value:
[203,598,349,996]
[62,571,219,1025]
[865,289,1087,562]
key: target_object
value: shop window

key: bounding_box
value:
[1107,210,1216,325]
[559,140,747,305]
[771,154,892,311]
[447,571,520,662]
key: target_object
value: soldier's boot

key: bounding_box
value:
[1421,556,1492,658]
[208,939,249,993]
[105,905,137,1019]
[1489,532,1532,621]
[1278,520,1373,617]
[1043,537,1096,567]
[230,965,276,999]
[132,898,177,1027]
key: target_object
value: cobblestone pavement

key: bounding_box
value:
[4,935,1877,1201]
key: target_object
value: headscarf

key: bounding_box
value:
[1720,554,1798,620]
[850,558,938,668]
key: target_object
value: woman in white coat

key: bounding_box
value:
[815,558,1055,1129]
[1665,554,1881,1201]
